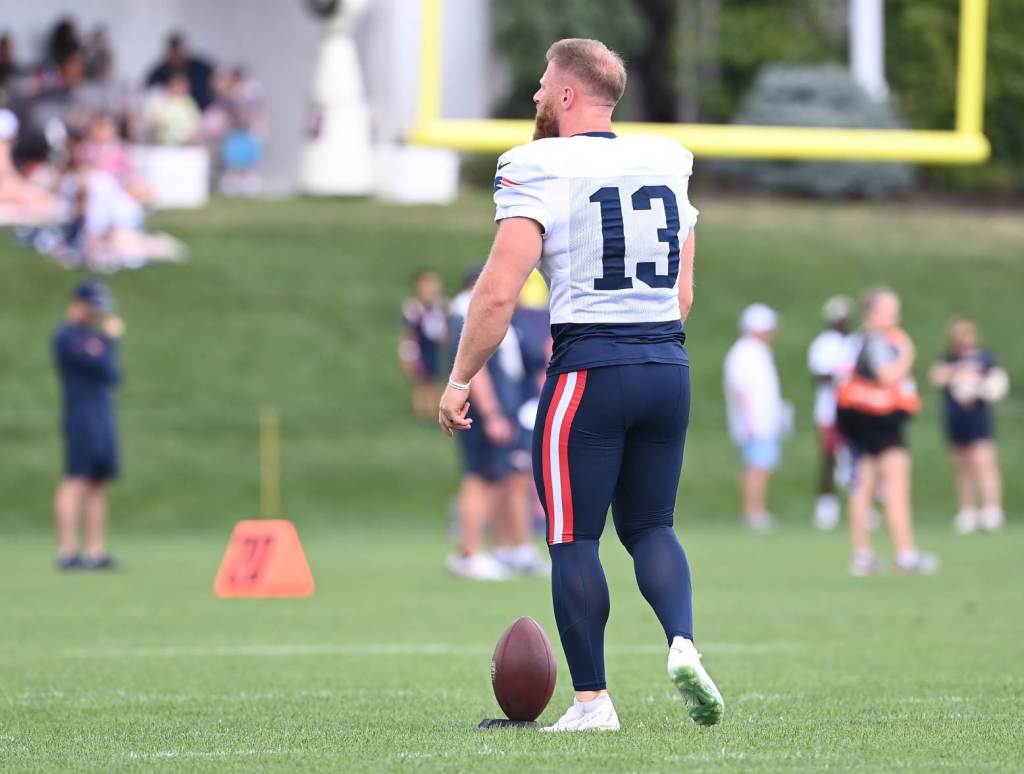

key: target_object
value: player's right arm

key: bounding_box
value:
[456,218,543,380]
[439,146,549,437]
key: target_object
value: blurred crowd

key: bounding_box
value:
[403,276,1010,580]
[724,291,1008,576]
[0,19,268,271]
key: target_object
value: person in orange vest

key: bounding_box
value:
[836,288,937,576]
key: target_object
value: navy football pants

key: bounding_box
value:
[532,363,693,691]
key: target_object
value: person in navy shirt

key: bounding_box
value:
[929,318,1008,534]
[398,269,448,421]
[52,280,124,570]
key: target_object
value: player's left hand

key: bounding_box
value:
[439,386,473,437]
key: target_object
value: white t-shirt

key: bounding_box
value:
[493,133,699,326]
[724,336,784,443]
[807,329,858,426]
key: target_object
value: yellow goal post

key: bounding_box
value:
[409,0,990,164]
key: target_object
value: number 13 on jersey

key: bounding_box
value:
[589,185,681,291]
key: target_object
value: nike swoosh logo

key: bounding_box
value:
[497,161,511,170]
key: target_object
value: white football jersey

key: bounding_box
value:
[494,133,698,326]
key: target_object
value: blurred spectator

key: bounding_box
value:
[0,108,58,225]
[47,17,80,64]
[0,33,19,89]
[399,269,448,421]
[445,268,524,582]
[82,26,112,82]
[47,129,185,270]
[145,33,214,110]
[142,71,200,145]
[806,295,858,531]
[73,26,134,133]
[724,304,788,532]
[52,280,123,571]
[202,67,268,194]
[929,319,1008,534]
[837,289,936,575]
[15,43,87,121]
[81,112,150,202]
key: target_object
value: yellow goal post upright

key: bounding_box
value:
[410,0,990,164]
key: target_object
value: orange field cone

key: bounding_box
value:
[213,408,314,598]
[213,519,315,598]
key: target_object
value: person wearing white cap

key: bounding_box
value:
[806,295,859,530]
[724,304,787,531]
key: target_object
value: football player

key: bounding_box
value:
[439,38,723,731]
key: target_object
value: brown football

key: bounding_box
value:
[490,616,557,721]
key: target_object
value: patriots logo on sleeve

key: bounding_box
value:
[493,176,524,192]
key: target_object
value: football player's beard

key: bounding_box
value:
[533,100,560,140]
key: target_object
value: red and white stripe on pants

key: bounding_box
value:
[541,370,588,545]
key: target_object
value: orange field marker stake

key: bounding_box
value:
[213,407,315,598]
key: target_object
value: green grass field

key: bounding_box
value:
[2,526,1022,772]
[1,194,1023,771]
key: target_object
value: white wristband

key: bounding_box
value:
[447,376,471,391]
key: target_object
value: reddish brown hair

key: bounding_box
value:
[545,38,627,105]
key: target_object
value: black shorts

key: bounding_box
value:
[456,422,513,483]
[945,404,993,448]
[837,408,908,457]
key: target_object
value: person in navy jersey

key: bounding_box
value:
[52,281,124,570]
[929,318,1008,534]
[445,268,520,581]
[398,269,448,421]
[438,39,722,731]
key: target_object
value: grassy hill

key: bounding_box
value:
[1,194,1021,532]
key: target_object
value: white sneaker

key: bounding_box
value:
[500,544,551,577]
[813,495,841,531]
[895,550,940,575]
[445,552,509,581]
[541,695,620,732]
[849,551,882,577]
[954,509,979,535]
[979,507,1005,532]
[667,637,724,726]
[745,512,774,533]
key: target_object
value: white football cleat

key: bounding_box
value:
[445,552,509,581]
[541,695,620,732]
[667,637,724,726]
